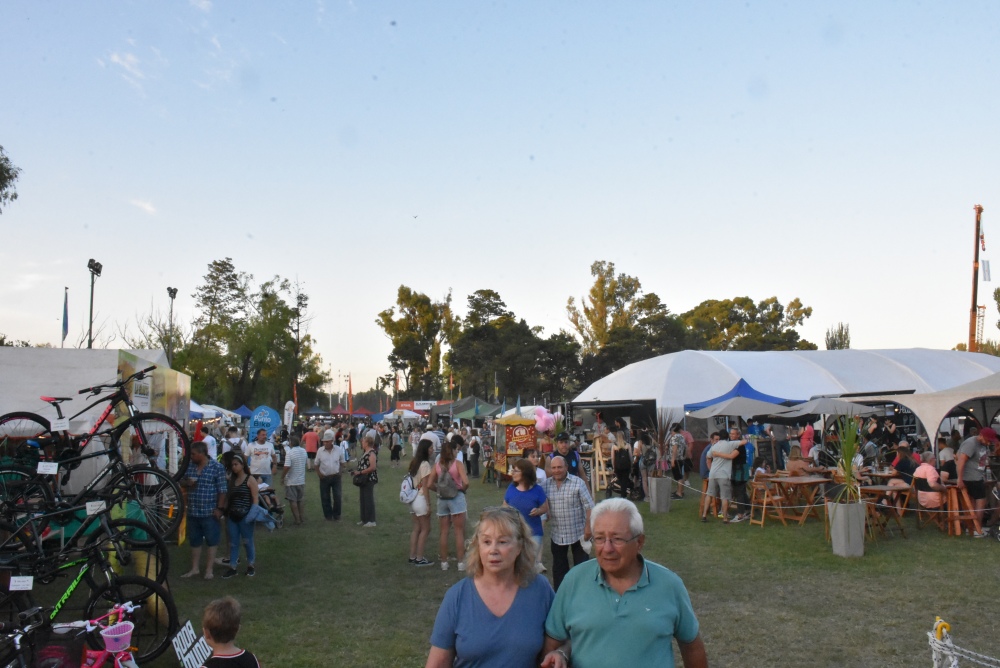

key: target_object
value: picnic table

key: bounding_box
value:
[771,476,827,525]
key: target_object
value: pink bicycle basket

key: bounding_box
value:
[100,621,135,653]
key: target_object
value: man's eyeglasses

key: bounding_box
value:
[592,534,640,548]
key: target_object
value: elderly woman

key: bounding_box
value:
[350,431,379,527]
[426,507,555,668]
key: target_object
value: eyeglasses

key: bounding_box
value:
[480,506,521,519]
[591,534,640,548]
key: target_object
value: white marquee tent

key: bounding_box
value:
[864,371,1000,437]
[572,349,1000,427]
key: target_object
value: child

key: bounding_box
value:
[752,456,769,477]
[201,596,261,667]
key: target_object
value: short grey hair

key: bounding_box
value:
[921,451,936,463]
[590,498,644,536]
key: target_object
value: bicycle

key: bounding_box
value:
[0,365,191,481]
[0,602,146,668]
[0,424,184,539]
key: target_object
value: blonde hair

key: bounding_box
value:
[464,507,538,587]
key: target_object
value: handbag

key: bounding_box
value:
[352,471,369,487]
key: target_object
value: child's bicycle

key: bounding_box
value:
[0,602,142,667]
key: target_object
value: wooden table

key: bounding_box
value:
[772,476,828,525]
[860,485,907,538]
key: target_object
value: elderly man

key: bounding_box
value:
[315,429,346,521]
[956,427,998,535]
[180,441,228,580]
[545,432,590,488]
[543,455,594,590]
[542,498,707,668]
[700,427,745,523]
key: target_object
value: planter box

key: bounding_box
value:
[828,501,865,558]
[649,476,673,514]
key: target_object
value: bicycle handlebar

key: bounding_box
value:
[78,365,157,395]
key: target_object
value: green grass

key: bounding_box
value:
[150,465,1000,668]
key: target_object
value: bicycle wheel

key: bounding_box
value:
[84,518,170,587]
[104,467,184,539]
[0,412,52,466]
[0,522,39,626]
[0,466,53,526]
[83,574,178,663]
[115,414,190,481]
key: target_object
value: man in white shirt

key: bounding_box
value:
[247,429,277,486]
[283,434,308,525]
[202,429,218,460]
[315,429,346,521]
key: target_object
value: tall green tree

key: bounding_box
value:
[376,286,457,398]
[825,322,851,350]
[566,261,644,356]
[0,145,20,214]
[682,296,816,351]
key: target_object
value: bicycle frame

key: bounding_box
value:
[3,503,126,575]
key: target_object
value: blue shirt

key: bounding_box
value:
[504,483,547,537]
[184,459,228,517]
[431,575,555,668]
[699,444,712,478]
[545,557,699,668]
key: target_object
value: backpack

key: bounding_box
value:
[436,463,460,499]
[400,473,419,504]
[643,442,658,468]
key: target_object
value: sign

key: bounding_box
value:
[37,462,59,475]
[51,417,69,432]
[131,378,152,412]
[283,400,295,428]
[172,621,212,668]
[86,500,106,515]
[504,424,536,459]
[250,406,282,438]
[8,576,32,591]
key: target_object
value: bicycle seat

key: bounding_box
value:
[39,396,73,404]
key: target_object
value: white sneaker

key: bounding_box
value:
[363,522,377,528]
[441,561,449,571]
[457,562,466,572]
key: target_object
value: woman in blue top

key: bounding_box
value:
[503,459,548,553]
[427,506,555,668]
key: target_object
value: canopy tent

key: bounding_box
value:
[352,407,373,417]
[684,378,802,412]
[687,396,788,419]
[574,349,1000,424]
[234,405,253,418]
[454,402,500,421]
[190,400,217,420]
[862,371,1000,438]
[302,405,328,416]
[772,397,881,419]
[376,409,422,423]
[329,405,349,415]
[201,404,240,423]
[498,405,545,420]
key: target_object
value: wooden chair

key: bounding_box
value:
[749,476,788,527]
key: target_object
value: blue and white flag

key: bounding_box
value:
[61,288,68,346]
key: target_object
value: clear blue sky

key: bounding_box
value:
[3,1,1000,395]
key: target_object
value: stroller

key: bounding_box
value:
[255,481,285,530]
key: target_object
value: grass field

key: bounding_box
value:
[151,461,1000,668]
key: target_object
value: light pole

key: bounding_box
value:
[166,287,178,366]
[87,259,102,349]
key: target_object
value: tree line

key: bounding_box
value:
[377,260,821,404]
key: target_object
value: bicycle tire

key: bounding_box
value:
[0,522,38,626]
[103,467,184,539]
[83,518,170,587]
[83,574,178,663]
[0,466,54,526]
[114,413,190,481]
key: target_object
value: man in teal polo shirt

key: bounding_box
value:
[541,498,707,668]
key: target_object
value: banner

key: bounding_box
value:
[250,406,282,438]
[283,400,295,428]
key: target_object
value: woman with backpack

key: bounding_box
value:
[407,440,435,566]
[429,437,469,571]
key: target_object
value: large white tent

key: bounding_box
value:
[864,371,1000,437]
[572,349,1000,425]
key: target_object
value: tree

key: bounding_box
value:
[117,305,186,356]
[825,322,851,350]
[465,289,513,328]
[0,145,20,214]
[566,261,644,356]
[0,333,30,347]
[682,296,816,351]
[376,286,457,398]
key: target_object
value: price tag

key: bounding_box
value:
[86,500,106,515]
[9,576,33,591]
[50,417,69,432]
[37,462,59,475]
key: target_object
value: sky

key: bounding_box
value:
[3,1,1000,397]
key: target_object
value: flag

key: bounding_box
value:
[501,398,506,416]
[516,396,521,416]
[61,288,68,347]
[474,399,480,416]
[493,372,499,403]
[348,374,353,415]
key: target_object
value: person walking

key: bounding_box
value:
[221,454,258,578]
[315,429,346,521]
[543,455,594,590]
[351,431,379,527]
[282,435,308,525]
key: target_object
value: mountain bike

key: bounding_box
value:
[0,366,190,481]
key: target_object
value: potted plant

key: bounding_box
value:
[647,409,673,513]
[828,416,865,557]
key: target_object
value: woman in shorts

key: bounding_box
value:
[408,440,434,566]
